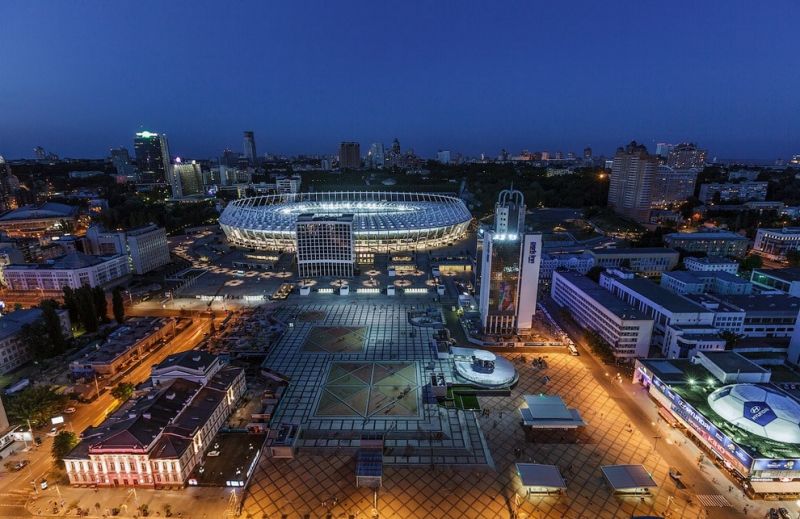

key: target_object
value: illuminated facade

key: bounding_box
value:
[479,232,542,335]
[296,214,355,278]
[219,191,471,254]
[134,131,171,184]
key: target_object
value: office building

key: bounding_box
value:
[0,156,18,212]
[551,271,653,359]
[538,252,594,280]
[339,142,361,169]
[649,167,699,207]
[170,160,204,198]
[751,268,800,297]
[684,256,739,274]
[64,353,245,488]
[663,230,749,258]
[3,252,130,291]
[753,228,800,260]
[600,271,720,357]
[655,143,673,158]
[667,142,707,169]
[275,175,301,194]
[437,150,451,164]
[296,214,355,278]
[698,182,768,204]
[243,131,258,166]
[367,143,385,169]
[134,131,170,184]
[587,248,679,276]
[86,224,170,275]
[0,308,71,374]
[479,230,542,335]
[660,271,752,296]
[607,141,658,222]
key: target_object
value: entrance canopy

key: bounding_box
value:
[516,463,567,493]
[601,465,657,494]
[520,395,586,428]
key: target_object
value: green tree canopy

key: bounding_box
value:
[5,386,69,428]
[51,431,78,468]
[112,287,125,324]
[110,382,135,401]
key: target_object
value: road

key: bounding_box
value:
[0,316,213,517]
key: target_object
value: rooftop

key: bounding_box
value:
[153,349,218,373]
[0,308,49,341]
[0,202,78,221]
[685,257,739,265]
[8,251,124,270]
[753,268,800,283]
[721,293,800,316]
[554,272,648,320]
[589,247,679,256]
[611,277,709,314]
[664,230,748,241]
[699,351,769,375]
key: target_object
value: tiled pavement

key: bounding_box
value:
[244,307,711,519]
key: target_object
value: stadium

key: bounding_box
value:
[219,191,472,253]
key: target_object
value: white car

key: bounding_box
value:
[46,427,60,437]
[63,407,76,414]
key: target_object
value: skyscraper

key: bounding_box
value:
[243,131,257,166]
[169,159,204,198]
[437,150,452,164]
[367,143,385,169]
[607,141,657,222]
[134,131,171,184]
[339,142,361,169]
[667,142,707,169]
[655,143,673,158]
[0,156,16,212]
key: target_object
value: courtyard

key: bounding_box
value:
[242,300,716,519]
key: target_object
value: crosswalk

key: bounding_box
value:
[695,494,731,507]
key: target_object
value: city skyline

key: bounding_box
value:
[1,1,799,160]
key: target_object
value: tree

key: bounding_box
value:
[787,249,800,267]
[740,255,763,272]
[5,386,69,427]
[77,287,98,332]
[19,320,54,360]
[586,266,604,283]
[110,382,134,401]
[51,431,78,468]
[112,287,125,324]
[40,299,66,354]
[62,286,79,324]
[719,330,746,350]
[92,286,108,322]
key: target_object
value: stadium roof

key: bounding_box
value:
[220,191,471,235]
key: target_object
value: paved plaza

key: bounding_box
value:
[243,301,715,519]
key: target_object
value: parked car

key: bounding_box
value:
[40,479,48,490]
[778,508,791,519]
[12,460,29,471]
[63,407,76,414]
[46,427,60,437]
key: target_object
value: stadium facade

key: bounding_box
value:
[219,191,472,256]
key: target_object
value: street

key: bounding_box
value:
[0,315,213,517]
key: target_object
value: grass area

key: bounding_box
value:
[0,365,37,391]
[455,393,480,410]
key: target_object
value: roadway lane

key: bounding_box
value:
[0,317,212,516]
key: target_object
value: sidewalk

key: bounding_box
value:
[26,485,234,518]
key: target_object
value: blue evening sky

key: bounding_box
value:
[0,0,798,160]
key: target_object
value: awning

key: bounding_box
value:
[516,463,567,491]
[601,465,657,493]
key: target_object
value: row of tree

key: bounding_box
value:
[61,285,124,332]
[19,300,68,360]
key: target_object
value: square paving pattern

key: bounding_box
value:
[301,325,367,353]
[246,303,709,519]
[316,361,421,418]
